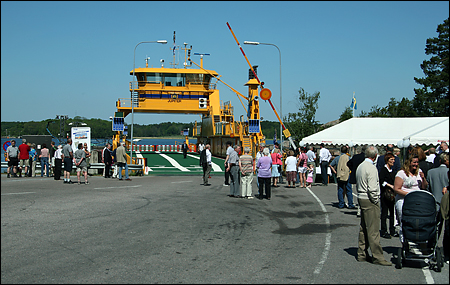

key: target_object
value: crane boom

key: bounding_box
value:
[226,22,297,150]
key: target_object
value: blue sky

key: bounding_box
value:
[2,1,448,129]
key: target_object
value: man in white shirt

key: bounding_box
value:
[200,144,212,186]
[319,143,332,186]
[223,141,233,186]
[425,147,436,163]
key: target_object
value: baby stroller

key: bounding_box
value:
[396,190,444,272]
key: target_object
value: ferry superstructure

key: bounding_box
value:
[113,40,265,159]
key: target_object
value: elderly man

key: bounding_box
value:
[434,142,449,168]
[356,145,392,266]
[427,153,449,240]
[336,145,355,209]
[200,144,212,186]
[116,142,132,181]
[227,145,241,198]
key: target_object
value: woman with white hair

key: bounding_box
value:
[257,147,272,200]
[239,146,255,199]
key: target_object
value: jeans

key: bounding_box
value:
[40,157,49,177]
[337,179,354,208]
[118,162,129,179]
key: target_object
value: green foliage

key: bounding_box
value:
[284,87,321,140]
[339,107,353,122]
[413,17,449,117]
[1,117,281,140]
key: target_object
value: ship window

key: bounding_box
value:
[164,73,185,87]
[187,74,209,85]
[137,74,146,82]
[146,73,162,84]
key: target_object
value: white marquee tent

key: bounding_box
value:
[300,117,449,146]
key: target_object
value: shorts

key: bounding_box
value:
[63,158,73,172]
[298,166,307,173]
[19,159,30,167]
[76,165,87,172]
[8,157,19,167]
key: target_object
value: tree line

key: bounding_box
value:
[1,116,282,141]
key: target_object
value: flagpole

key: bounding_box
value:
[352,91,355,117]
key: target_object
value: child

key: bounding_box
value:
[306,163,314,188]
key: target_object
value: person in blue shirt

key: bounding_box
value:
[28,143,37,177]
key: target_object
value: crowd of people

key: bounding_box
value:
[6,137,449,265]
[199,140,449,266]
[5,139,132,183]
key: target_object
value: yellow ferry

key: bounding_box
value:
[113,39,265,159]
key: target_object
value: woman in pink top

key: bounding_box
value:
[297,147,308,188]
[393,151,428,241]
[271,148,282,187]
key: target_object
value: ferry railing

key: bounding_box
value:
[129,81,216,90]
[117,98,132,108]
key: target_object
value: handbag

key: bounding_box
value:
[383,188,395,202]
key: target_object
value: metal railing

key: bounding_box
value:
[1,161,143,171]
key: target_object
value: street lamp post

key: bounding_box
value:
[243,41,282,151]
[130,40,167,162]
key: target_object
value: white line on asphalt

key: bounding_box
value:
[94,185,142,190]
[422,267,434,284]
[306,186,331,275]
[171,181,193,184]
[1,192,36,195]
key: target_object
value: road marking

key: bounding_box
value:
[94,185,142,190]
[422,267,434,284]
[1,192,36,195]
[135,150,153,173]
[159,153,190,171]
[306,186,331,275]
[171,181,193,184]
[187,153,223,171]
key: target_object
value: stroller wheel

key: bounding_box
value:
[396,247,403,269]
[436,247,442,272]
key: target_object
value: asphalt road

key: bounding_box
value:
[1,174,448,284]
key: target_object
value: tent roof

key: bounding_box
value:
[300,117,449,146]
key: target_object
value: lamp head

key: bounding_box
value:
[244,41,260,45]
[157,40,168,44]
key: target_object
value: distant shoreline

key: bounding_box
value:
[1,136,195,140]
[134,137,195,140]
